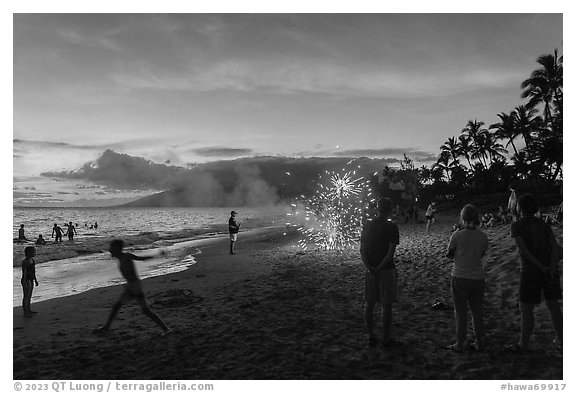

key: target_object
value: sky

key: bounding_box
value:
[11,12,564,206]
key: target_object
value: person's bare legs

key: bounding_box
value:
[138,298,171,334]
[469,282,485,350]
[22,282,33,316]
[519,302,535,349]
[545,300,563,348]
[365,301,377,346]
[381,303,393,344]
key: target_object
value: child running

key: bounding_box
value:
[510,194,562,351]
[445,204,488,352]
[92,239,171,336]
[21,246,39,317]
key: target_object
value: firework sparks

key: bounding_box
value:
[289,162,375,250]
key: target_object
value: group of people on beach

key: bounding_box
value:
[15,221,100,245]
[361,194,562,352]
[19,211,243,336]
[20,199,561,353]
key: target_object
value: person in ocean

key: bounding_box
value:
[66,221,77,241]
[21,246,39,317]
[51,223,64,243]
[92,239,171,336]
[229,211,241,255]
[94,222,98,229]
[18,224,28,241]
[35,234,47,245]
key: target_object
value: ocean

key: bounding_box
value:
[13,206,288,307]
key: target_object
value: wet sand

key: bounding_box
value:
[13,219,563,380]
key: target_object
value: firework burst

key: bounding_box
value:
[289,162,375,250]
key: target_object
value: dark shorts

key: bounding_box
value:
[365,267,398,305]
[451,277,484,309]
[519,271,562,304]
[122,282,146,301]
[426,215,434,222]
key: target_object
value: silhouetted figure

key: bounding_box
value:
[94,222,98,230]
[66,221,77,241]
[445,204,488,352]
[51,224,64,243]
[92,239,171,335]
[508,185,518,222]
[35,235,47,245]
[425,202,437,232]
[229,211,240,255]
[21,246,38,317]
[360,197,400,348]
[18,224,28,241]
[509,194,562,351]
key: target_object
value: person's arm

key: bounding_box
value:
[33,261,38,286]
[360,244,376,275]
[375,243,397,272]
[446,233,456,258]
[548,232,560,278]
[21,262,27,284]
[513,236,549,273]
[128,253,154,261]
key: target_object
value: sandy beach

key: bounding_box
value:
[13,218,563,380]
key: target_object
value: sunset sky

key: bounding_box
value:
[11,12,563,206]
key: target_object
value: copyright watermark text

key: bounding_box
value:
[13,381,214,392]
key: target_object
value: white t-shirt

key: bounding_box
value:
[448,228,488,279]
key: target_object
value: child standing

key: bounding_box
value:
[21,246,39,317]
[445,205,488,351]
[510,194,562,351]
[92,239,171,335]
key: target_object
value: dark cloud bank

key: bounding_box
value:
[42,149,426,207]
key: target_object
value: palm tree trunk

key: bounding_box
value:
[509,139,519,155]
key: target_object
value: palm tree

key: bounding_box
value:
[490,111,520,156]
[521,49,563,124]
[514,105,544,154]
[440,137,462,166]
[433,151,458,182]
[458,134,474,170]
[483,132,508,165]
[461,119,489,169]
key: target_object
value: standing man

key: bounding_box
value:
[66,221,77,241]
[360,197,401,348]
[52,223,64,243]
[229,210,241,255]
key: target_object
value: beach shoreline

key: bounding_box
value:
[13,219,564,380]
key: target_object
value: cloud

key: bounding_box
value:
[13,138,114,150]
[332,148,438,162]
[41,149,186,190]
[111,57,525,99]
[191,147,253,158]
[57,29,123,52]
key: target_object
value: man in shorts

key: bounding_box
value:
[360,197,400,348]
[510,194,562,351]
[229,210,240,255]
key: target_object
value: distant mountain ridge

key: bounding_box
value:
[121,155,391,207]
